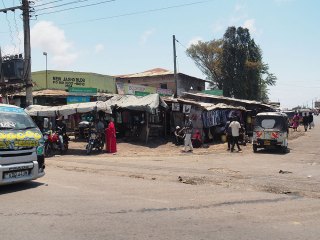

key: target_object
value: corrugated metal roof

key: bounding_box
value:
[175,98,245,111]
[14,89,69,97]
[116,68,173,78]
[182,92,274,109]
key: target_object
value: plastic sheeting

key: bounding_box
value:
[106,93,168,113]
[25,101,112,117]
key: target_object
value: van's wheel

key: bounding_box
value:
[45,144,52,157]
[282,146,288,153]
[86,144,93,155]
[253,144,258,153]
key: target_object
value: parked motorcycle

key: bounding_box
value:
[86,130,104,155]
[44,130,69,157]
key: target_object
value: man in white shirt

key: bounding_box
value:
[229,117,242,152]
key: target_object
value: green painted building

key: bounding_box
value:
[32,70,116,93]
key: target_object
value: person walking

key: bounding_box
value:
[183,114,193,152]
[224,118,232,151]
[308,112,314,129]
[302,113,309,132]
[229,117,242,152]
[292,113,300,131]
[174,126,185,146]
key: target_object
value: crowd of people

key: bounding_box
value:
[292,112,314,132]
[174,114,244,153]
[174,110,316,154]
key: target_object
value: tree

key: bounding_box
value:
[186,39,223,89]
[186,26,276,101]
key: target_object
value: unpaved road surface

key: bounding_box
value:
[1,117,320,240]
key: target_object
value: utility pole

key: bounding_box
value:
[22,0,33,106]
[173,35,178,97]
[0,47,3,84]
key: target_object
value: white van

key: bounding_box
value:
[0,104,45,185]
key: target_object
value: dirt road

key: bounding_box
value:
[1,117,319,240]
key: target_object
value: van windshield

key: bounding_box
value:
[0,109,36,130]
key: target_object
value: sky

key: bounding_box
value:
[0,0,319,109]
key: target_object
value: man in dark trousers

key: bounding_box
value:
[308,112,314,129]
[303,113,309,132]
[224,118,232,151]
[229,117,242,152]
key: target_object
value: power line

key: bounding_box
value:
[35,0,91,12]
[39,0,214,22]
[34,0,69,8]
[176,39,188,49]
[36,0,116,16]
[13,8,22,53]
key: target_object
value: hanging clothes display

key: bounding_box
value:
[202,109,239,128]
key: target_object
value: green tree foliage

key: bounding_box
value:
[186,39,223,89]
[186,26,276,102]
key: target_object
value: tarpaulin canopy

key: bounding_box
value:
[25,101,112,117]
[106,93,168,113]
[25,105,59,117]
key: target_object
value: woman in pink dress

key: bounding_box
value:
[106,119,117,153]
[292,113,300,131]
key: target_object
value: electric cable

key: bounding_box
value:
[36,0,115,15]
[34,0,68,8]
[37,0,212,19]
[4,12,17,53]
[13,8,22,53]
[35,0,91,12]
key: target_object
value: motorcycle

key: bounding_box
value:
[86,130,104,155]
[44,130,69,157]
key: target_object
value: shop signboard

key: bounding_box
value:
[202,89,223,96]
[67,96,90,104]
[156,88,173,96]
[172,103,180,111]
[32,70,116,93]
[183,104,191,114]
[68,87,97,96]
[135,91,150,96]
[116,83,173,96]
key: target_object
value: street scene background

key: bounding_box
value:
[1,117,319,240]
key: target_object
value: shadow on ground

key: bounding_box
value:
[0,181,45,195]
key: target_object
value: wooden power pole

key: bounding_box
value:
[173,35,178,97]
[22,0,33,106]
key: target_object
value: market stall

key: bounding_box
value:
[106,93,168,143]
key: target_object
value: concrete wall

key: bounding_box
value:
[117,73,205,97]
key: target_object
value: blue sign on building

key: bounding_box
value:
[67,96,90,104]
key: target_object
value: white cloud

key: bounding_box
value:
[212,2,249,35]
[274,0,294,3]
[212,20,225,34]
[234,2,246,12]
[188,37,203,47]
[94,44,105,53]
[30,21,77,69]
[243,19,257,34]
[140,29,155,45]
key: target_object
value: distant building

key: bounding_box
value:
[32,70,116,93]
[315,101,320,108]
[12,70,116,107]
[116,68,206,97]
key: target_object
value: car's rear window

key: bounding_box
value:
[261,119,276,129]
